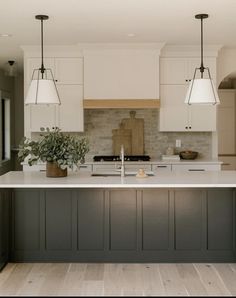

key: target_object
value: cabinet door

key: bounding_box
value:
[45,190,72,250]
[172,164,221,171]
[207,189,234,250]
[159,85,189,131]
[110,190,137,250]
[0,190,10,271]
[29,105,57,131]
[77,190,105,250]
[160,58,189,84]
[189,104,216,131]
[57,85,84,132]
[151,164,171,172]
[160,57,216,84]
[13,190,40,251]
[55,58,83,84]
[142,189,169,250]
[84,50,158,99]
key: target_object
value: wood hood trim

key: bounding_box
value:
[83,99,160,109]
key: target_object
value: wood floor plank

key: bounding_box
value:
[140,264,165,296]
[120,264,144,296]
[78,281,104,296]
[159,264,188,296]
[84,263,104,281]
[0,263,33,296]
[194,263,231,296]
[1,262,236,296]
[214,264,236,296]
[58,263,86,296]
[176,263,208,296]
[37,263,69,296]
[103,264,123,296]
[0,263,17,287]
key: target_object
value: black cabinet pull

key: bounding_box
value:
[188,169,205,171]
[185,126,188,129]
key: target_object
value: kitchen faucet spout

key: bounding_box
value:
[120,145,125,178]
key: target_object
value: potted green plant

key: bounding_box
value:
[18,127,89,177]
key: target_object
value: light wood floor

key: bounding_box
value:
[0,263,236,296]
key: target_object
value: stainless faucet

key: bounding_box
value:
[120,144,125,177]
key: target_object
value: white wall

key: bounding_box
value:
[217,48,236,86]
[0,70,15,175]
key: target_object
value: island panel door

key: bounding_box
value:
[13,189,40,251]
[142,189,169,250]
[174,189,205,250]
[45,190,72,251]
[0,190,10,270]
[77,189,105,251]
[207,189,234,250]
[109,190,137,250]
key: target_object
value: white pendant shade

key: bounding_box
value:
[25,79,60,105]
[185,78,220,105]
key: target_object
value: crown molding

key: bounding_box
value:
[161,44,223,57]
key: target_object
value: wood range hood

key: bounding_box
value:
[83,99,160,109]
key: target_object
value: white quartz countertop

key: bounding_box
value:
[0,170,236,188]
[21,159,222,165]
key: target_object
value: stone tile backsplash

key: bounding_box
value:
[76,109,212,161]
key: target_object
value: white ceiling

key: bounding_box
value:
[1,0,236,71]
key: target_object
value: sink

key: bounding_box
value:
[91,171,154,177]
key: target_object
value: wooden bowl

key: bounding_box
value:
[179,151,198,160]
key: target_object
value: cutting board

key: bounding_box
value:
[121,111,144,155]
[112,124,132,155]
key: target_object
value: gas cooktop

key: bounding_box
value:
[93,155,151,162]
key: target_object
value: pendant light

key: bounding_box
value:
[25,15,60,105]
[185,14,220,105]
[5,60,17,77]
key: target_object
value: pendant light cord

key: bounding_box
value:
[40,18,45,78]
[200,16,204,78]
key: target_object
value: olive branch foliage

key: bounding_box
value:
[18,127,89,170]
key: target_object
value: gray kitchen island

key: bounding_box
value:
[0,171,236,268]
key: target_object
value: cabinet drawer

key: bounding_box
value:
[172,164,221,172]
[77,164,92,172]
[93,163,151,172]
[23,164,91,172]
[23,164,46,172]
[151,164,171,172]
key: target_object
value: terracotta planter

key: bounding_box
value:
[46,162,67,178]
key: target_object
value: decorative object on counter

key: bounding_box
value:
[165,146,174,155]
[25,15,60,105]
[179,150,198,160]
[112,123,132,155]
[136,168,148,178]
[18,127,89,177]
[185,14,219,105]
[162,155,180,161]
[121,111,144,155]
[93,155,150,162]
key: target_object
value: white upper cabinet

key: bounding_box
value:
[25,56,84,134]
[84,49,159,99]
[57,85,84,132]
[160,57,216,85]
[159,55,217,132]
[54,58,83,85]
